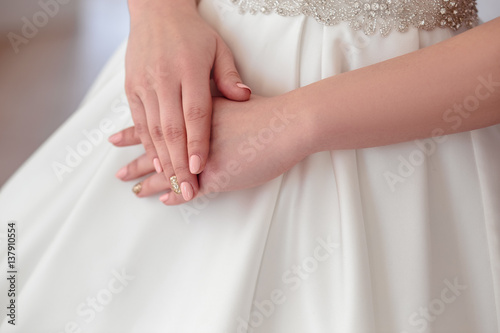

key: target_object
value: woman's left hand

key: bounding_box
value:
[110,95,311,205]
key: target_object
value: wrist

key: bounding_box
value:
[286,77,347,154]
[272,91,317,163]
[128,0,198,19]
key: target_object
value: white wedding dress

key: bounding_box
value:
[0,0,499,332]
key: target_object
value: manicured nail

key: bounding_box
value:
[189,155,202,174]
[132,182,142,195]
[153,158,163,173]
[236,82,252,93]
[181,182,193,201]
[159,192,170,202]
[108,132,122,144]
[115,166,127,179]
[170,175,181,194]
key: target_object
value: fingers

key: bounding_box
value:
[141,91,175,177]
[108,126,141,146]
[119,164,192,204]
[117,81,202,203]
[121,40,244,205]
[134,173,172,198]
[182,72,212,175]
[212,38,252,102]
[113,153,171,198]
[129,172,193,205]
[126,92,158,163]
[158,174,214,206]
[114,153,203,204]
[158,88,199,202]
[158,186,196,205]
[115,153,154,181]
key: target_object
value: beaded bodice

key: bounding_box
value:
[230,0,478,36]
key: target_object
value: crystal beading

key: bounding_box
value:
[229,0,478,36]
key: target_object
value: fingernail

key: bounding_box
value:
[181,182,193,201]
[108,132,122,144]
[115,166,127,179]
[189,155,202,174]
[159,192,170,202]
[132,182,142,195]
[170,175,181,194]
[153,158,163,173]
[236,82,252,93]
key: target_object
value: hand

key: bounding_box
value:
[110,96,312,205]
[121,0,251,202]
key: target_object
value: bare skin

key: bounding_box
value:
[122,0,251,201]
[113,8,500,206]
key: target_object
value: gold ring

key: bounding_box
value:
[170,176,181,194]
[132,182,142,195]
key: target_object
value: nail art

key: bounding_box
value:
[132,182,142,195]
[170,176,181,194]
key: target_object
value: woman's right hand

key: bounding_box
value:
[123,0,251,201]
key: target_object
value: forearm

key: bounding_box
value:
[289,17,500,154]
[128,0,198,20]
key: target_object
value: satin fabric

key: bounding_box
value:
[0,0,499,332]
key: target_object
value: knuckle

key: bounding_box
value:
[124,79,135,95]
[173,165,191,178]
[187,137,206,150]
[177,57,188,68]
[127,79,154,98]
[176,51,193,68]
[126,80,147,97]
[161,160,174,173]
[223,69,240,80]
[142,141,156,154]
[216,43,232,60]
[126,90,142,108]
[214,69,240,87]
[146,70,166,87]
[163,124,185,143]
[127,160,139,175]
[135,122,147,136]
[185,106,209,122]
[150,125,164,142]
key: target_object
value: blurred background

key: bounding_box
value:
[0,0,129,187]
[0,0,499,187]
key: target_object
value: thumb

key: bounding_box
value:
[212,40,251,101]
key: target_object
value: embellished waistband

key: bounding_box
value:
[230,0,478,36]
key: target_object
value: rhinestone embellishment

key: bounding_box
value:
[230,0,478,36]
[170,176,181,194]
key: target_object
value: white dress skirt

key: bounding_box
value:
[0,0,499,332]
